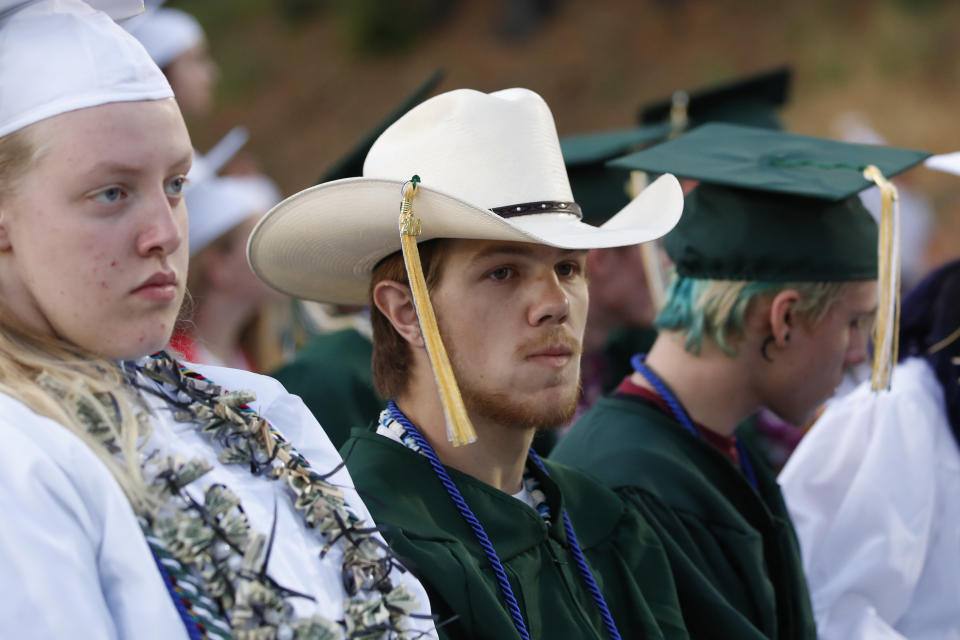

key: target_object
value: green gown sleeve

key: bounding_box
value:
[271,329,383,449]
[618,485,781,640]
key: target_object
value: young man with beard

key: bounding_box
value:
[248,88,689,639]
[551,123,929,640]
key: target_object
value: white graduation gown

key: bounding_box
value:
[780,357,960,639]
[0,362,436,639]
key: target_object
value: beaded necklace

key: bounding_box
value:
[631,354,758,491]
[384,401,622,640]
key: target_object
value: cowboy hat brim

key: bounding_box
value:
[247,173,683,305]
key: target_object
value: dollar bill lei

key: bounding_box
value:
[42,351,427,640]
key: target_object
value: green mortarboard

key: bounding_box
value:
[610,122,931,390]
[608,122,929,281]
[316,69,444,183]
[639,66,791,131]
[561,68,792,225]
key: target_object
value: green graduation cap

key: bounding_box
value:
[557,68,794,308]
[561,67,793,226]
[316,69,444,183]
[559,124,676,306]
[560,123,672,225]
[610,122,930,391]
[639,66,791,131]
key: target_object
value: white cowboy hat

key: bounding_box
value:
[247,87,684,305]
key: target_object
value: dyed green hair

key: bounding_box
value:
[655,275,854,356]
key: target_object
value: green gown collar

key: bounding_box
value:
[344,428,623,554]
[558,395,785,532]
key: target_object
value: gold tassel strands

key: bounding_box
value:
[398,176,477,446]
[668,90,690,136]
[863,165,901,391]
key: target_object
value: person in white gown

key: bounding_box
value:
[780,258,960,640]
[0,2,435,638]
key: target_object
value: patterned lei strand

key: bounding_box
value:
[125,352,429,640]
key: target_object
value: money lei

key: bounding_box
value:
[42,353,424,640]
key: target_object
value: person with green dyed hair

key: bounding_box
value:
[655,277,857,358]
[551,123,930,640]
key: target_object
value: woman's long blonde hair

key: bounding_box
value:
[0,127,153,512]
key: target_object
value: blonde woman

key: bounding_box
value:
[0,2,434,638]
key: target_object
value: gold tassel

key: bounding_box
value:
[863,165,901,391]
[398,177,477,446]
[628,171,668,311]
[668,90,690,137]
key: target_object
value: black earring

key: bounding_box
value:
[761,335,775,362]
[785,332,791,342]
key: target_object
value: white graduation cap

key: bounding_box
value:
[924,152,960,176]
[0,0,171,138]
[187,174,281,256]
[123,5,203,69]
[186,125,250,185]
[0,0,144,19]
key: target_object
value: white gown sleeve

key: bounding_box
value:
[0,399,186,640]
[779,358,945,640]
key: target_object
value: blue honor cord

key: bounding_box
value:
[630,355,758,491]
[386,400,622,640]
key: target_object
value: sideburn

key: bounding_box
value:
[369,239,449,399]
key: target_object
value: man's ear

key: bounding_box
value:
[372,280,424,348]
[768,288,800,347]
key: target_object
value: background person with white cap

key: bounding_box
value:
[125,1,248,187]
[779,154,960,639]
[124,2,217,118]
[0,1,436,638]
[170,173,288,372]
[249,87,690,639]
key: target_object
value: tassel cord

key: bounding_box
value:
[398,177,477,446]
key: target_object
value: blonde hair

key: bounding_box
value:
[655,275,855,355]
[0,128,154,512]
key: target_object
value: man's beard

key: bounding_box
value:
[444,328,582,432]
[458,381,581,432]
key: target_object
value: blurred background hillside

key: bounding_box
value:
[174,0,960,270]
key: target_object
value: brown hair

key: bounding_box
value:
[369,239,449,398]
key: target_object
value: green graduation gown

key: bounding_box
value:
[340,427,689,640]
[550,395,816,640]
[271,328,383,449]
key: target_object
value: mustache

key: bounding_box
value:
[517,329,582,358]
